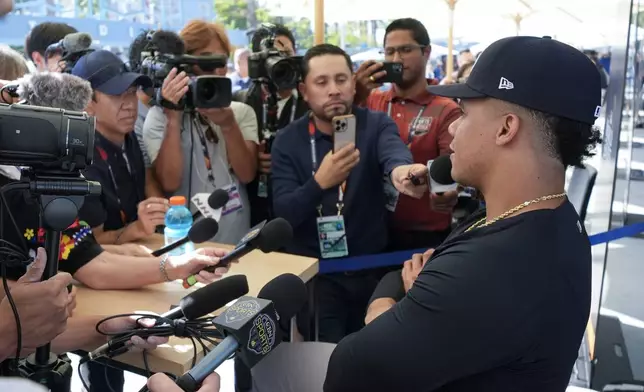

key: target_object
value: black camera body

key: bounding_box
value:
[248,24,303,90]
[140,52,232,110]
[0,103,95,175]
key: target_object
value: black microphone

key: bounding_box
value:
[151,217,219,257]
[88,274,250,360]
[428,155,457,195]
[182,218,293,288]
[169,274,308,392]
[191,189,230,221]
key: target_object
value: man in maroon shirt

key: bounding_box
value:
[355,18,462,250]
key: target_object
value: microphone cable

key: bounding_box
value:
[78,312,227,392]
[0,181,36,365]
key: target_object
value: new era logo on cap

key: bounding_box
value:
[426,36,603,125]
[498,77,514,90]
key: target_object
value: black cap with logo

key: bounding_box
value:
[428,36,602,125]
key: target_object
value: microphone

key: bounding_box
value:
[170,274,308,392]
[45,32,93,58]
[428,155,458,195]
[13,72,93,111]
[87,274,250,360]
[151,217,219,257]
[191,189,230,221]
[182,218,293,288]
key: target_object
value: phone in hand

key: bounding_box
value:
[332,114,357,152]
[376,62,404,84]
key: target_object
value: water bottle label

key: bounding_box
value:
[222,184,243,216]
[165,233,194,256]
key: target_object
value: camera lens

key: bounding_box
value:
[266,56,297,90]
[197,80,217,102]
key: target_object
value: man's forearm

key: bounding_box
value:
[73,252,166,290]
[94,222,145,245]
[155,114,184,192]
[365,298,396,325]
[51,315,105,354]
[222,124,257,184]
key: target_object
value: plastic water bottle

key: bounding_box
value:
[164,196,194,256]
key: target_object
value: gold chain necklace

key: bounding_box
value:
[466,193,567,232]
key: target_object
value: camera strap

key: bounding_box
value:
[193,117,217,187]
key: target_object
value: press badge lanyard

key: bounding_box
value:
[193,116,217,186]
[387,102,427,145]
[103,143,138,223]
[308,119,346,216]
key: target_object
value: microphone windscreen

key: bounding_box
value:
[63,32,92,52]
[188,218,219,243]
[429,155,454,185]
[208,189,230,210]
[180,275,250,320]
[255,218,293,253]
[258,273,307,320]
[18,72,92,111]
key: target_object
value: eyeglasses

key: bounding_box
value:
[380,44,426,57]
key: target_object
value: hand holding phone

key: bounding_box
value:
[332,114,357,152]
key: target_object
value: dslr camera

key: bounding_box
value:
[140,35,232,110]
[248,23,303,90]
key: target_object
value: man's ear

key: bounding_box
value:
[30,52,44,71]
[298,82,307,102]
[85,95,97,116]
[495,113,521,147]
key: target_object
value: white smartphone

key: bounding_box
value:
[332,114,357,152]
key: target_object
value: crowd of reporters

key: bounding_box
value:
[0,12,604,392]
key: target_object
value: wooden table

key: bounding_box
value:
[74,234,319,375]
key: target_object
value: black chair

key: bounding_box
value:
[567,164,598,222]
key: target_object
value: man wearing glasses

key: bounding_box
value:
[355,18,462,251]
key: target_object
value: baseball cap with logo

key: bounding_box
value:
[428,36,602,125]
[72,49,152,95]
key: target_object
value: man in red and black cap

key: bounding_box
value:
[325,36,602,392]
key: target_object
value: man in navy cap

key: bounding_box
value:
[325,36,602,392]
[72,50,171,246]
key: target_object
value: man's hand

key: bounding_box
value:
[99,314,169,352]
[313,143,360,190]
[355,60,386,102]
[67,286,77,317]
[135,197,169,237]
[161,68,190,105]
[401,249,434,293]
[148,372,221,392]
[430,189,459,213]
[167,247,237,283]
[258,140,271,174]
[197,107,236,130]
[0,248,73,357]
[391,164,429,199]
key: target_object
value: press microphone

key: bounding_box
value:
[191,189,230,221]
[151,217,219,257]
[182,218,293,288]
[428,155,458,195]
[45,32,93,58]
[169,274,308,392]
[12,72,93,111]
[87,274,250,360]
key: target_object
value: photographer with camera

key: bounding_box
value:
[130,29,186,199]
[143,20,259,245]
[236,24,309,226]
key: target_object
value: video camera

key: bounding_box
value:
[248,23,303,90]
[140,37,232,110]
[0,103,95,175]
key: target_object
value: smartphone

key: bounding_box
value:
[332,114,357,152]
[376,62,404,84]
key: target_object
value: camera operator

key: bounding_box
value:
[24,22,78,72]
[236,24,309,226]
[143,19,259,245]
[129,29,185,199]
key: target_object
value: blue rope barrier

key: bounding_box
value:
[318,222,644,275]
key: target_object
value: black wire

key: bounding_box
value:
[78,358,91,391]
[0,182,31,361]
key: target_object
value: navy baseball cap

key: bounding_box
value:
[72,50,152,95]
[428,36,602,125]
